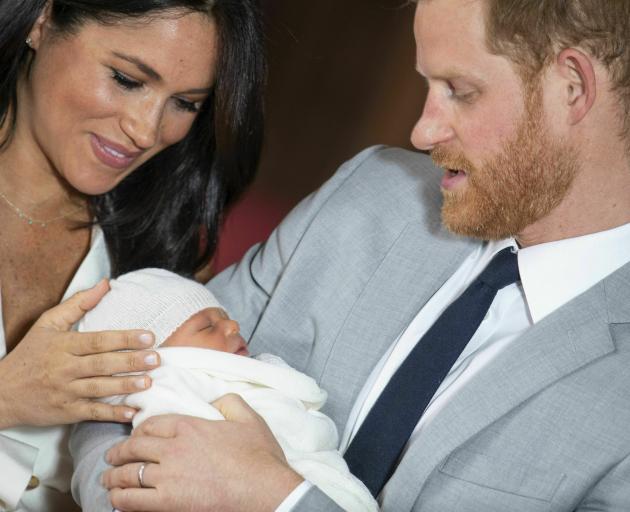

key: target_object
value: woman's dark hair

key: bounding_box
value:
[0,0,265,277]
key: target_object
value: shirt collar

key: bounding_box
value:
[516,222,630,323]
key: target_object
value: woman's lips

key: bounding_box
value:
[441,168,468,190]
[90,134,141,170]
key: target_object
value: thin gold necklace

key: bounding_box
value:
[0,190,85,228]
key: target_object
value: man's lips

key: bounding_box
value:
[90,134,142,170]
[441,168,468,190]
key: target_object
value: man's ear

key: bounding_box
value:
[555,48,597,125]
[27,2,53,51]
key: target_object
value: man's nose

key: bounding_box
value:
[120,99,162,150]
[410,93,455,151]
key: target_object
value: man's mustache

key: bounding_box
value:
[430,147,476,174]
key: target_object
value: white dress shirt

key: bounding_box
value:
[281,222,630,509]
[0,226,110,512]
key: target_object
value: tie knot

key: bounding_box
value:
[477,247,520,290]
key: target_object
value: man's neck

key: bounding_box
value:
[517,153,630,248]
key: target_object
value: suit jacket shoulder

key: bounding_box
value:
[210,146,476,428]
[211,145,450,319]
[210,146,630,510]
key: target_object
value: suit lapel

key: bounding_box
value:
[385,277,617,510]
[319,222,477,428]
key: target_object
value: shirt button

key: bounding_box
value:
[26,475,40,490]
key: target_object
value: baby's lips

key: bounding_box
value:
[233,334,249,356]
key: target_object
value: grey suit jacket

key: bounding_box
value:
[71,146,630,511]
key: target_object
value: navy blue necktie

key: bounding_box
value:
[344,248,520,497]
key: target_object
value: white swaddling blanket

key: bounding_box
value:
[105,347,377,512]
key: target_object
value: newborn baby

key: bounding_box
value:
[160,306,249,354]
[79,268,377,512]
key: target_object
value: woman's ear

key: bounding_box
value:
[555,47,597,125]
[27,2,53,51]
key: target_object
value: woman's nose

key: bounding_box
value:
[410,93,455,151]
[120,99,162,150]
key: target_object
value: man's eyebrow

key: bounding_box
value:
[416,66,479,83]
[437,68,468,80]
[112,51,162,82]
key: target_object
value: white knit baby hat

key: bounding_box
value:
[78,268,223,347]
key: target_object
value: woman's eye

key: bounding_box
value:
[111,69,143,90]
[174,97,202,113]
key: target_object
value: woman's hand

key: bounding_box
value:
[0,279,160,429]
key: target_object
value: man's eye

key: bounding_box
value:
[454,92,475,103]
[447,82,476,104]
[111,69,143,90]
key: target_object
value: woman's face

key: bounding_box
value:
[21,10,218,195]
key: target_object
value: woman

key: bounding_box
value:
[0,0,265,509]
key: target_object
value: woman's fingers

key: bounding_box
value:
[75,400,137,423]
[69,329,155,356]
[37,279,110,331]
[70,375,151,398]
[0,280,161,428]
[75,349,159,378]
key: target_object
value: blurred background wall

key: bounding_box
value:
[214,0,428,271]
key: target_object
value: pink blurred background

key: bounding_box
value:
[214,0,428,272]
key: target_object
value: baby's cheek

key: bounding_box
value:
[160,332,206,348]
[159,335,183,348]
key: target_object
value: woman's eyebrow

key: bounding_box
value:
[111,51,211,95]
[112,51,162,82]
[180,87,212,95]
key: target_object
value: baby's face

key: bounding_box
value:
[161,308,249,356]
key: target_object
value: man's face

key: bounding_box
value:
[411,0,578,240]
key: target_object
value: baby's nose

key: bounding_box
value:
[216,319,240,337]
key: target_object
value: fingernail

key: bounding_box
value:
[139,333,154,346]
[124,409,135,419]
[144,353,158,366]
[134,378,147,390]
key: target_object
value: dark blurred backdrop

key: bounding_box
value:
[214,0,428,271]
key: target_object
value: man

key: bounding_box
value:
[72,0,630,510]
